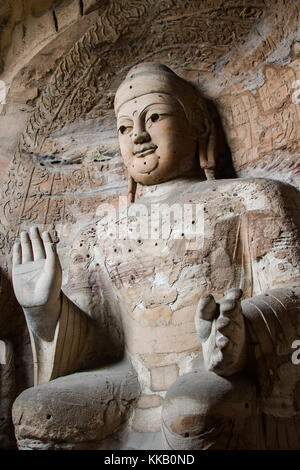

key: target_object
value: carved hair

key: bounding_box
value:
[115,62,232,202]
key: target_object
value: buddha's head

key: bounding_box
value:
[114,63,223,202]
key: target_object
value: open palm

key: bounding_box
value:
[12,227,62,309]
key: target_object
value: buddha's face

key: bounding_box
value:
[117,93,197,185]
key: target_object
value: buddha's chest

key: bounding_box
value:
[96,188,262,315]
[95,179,287,318]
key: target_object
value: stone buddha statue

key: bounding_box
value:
[11,63,300,450]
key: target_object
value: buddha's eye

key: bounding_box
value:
[150,113,160,123]
[119,125,132,135]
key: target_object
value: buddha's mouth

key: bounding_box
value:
[133,144,157,158]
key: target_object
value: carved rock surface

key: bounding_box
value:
[12,358,140,449]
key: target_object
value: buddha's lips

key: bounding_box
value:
[133,145,157,158]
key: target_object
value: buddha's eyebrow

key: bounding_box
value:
[117,114,132,121]
[139,101,169,116]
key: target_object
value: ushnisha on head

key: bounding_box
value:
[114,62,218,203]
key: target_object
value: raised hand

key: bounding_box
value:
[195,288,246,376]
[12,227,62,340]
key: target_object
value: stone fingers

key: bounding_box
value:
[224,288,243,302]
[42,231,57,261]
[20,231,33,263]
[196,294,218,321]
[195,294,217,342]
[13,241,21,266]
[30,226,46,261]
[218,288,243,317]
[13,228,56,264]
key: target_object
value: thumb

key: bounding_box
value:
[195,294,217,342]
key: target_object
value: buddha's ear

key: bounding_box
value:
[127,175,137,204]
[198,117,216,180]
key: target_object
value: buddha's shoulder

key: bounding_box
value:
[188,177,299,201]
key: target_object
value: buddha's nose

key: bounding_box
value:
[133,121,151,144]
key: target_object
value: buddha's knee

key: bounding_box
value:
[161,369,258,450]
[12,361,140,450]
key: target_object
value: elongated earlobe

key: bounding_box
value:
[198,118,216,180]
[127,176,137,204]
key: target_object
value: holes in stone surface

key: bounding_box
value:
[79,0,84,16]
[46,415,52,420]
[114,248,117,252]
[184,432,189,438]
[52,10,58,32]
[128,249,132,252]
[129,85,132,89]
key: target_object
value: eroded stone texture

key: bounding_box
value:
[12,359,140,450]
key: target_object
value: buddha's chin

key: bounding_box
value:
[128,159,161,185]
[129,154,158,174]
[131,171,160,185]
